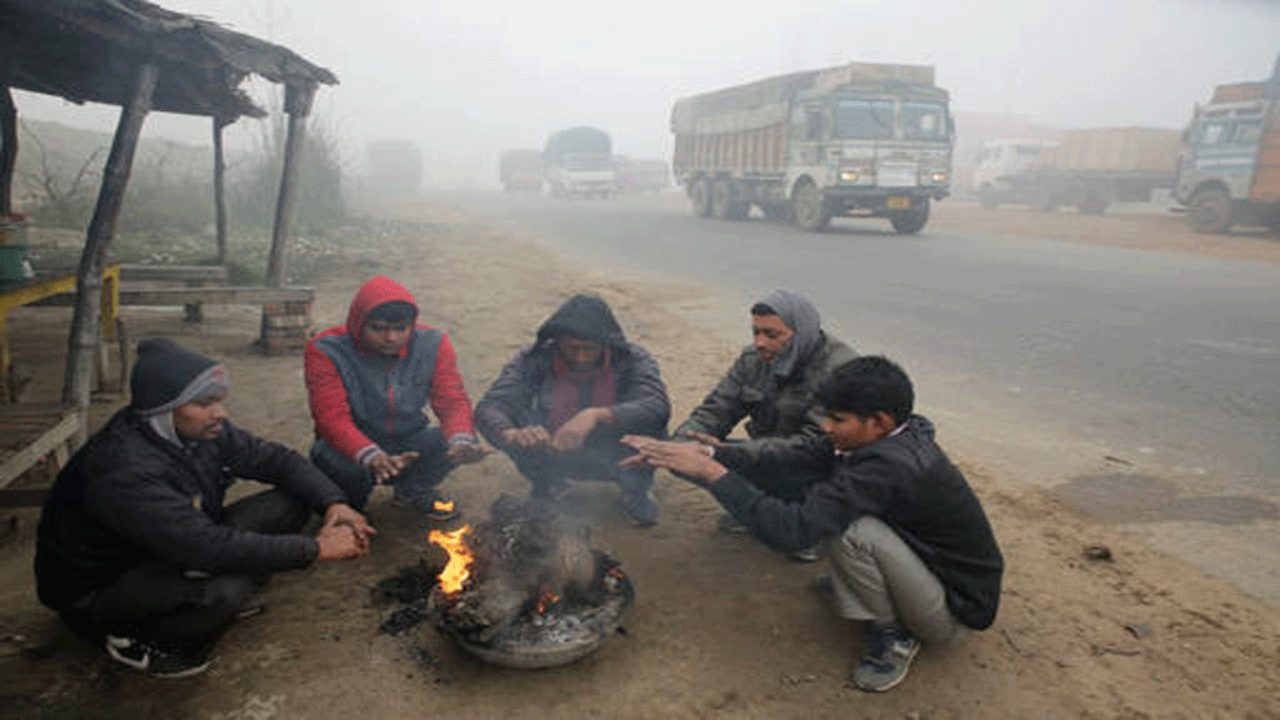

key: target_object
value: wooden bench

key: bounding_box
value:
[119,264,229,322]
[0,405,81,507]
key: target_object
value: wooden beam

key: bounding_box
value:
[62,64,158,418]
[264,81,316,287]
[212,115,230,265]
[0,86,16,217]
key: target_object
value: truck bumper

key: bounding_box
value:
[823,187,949,213]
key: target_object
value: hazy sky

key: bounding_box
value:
[13,0,1279,186]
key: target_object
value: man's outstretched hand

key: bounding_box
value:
[446,439,491,466]
[551,408,611,453]
[619,435,729,485]
[323,502,376,552]
[315,523,365,561]
[501,426,552,450]
[368,451,420,484]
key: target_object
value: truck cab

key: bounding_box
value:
[785,87,954,232]
[1177,92,1279,232]
[973,139,1059,208]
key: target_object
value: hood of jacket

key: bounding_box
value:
[757,289,822,379]
[345,276,420,354]
[535,294,627,351]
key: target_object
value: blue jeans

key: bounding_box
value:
[309,427,455,511]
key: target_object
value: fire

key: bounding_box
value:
[428,525,474,594]
[535,590,561,615]
[432,499,455,513]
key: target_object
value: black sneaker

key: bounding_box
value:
[105,635,212,678]
[716,513,750,535]
[788,546,821,563]
[852,625,920,692]
[392,492,460,522]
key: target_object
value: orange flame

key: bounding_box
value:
[432,499,455,513]
[535,591,561,615]
[428,525,474,594]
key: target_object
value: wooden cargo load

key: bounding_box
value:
[1249,110,1280,202]
[671,62,935,176]
[1039,127,1181,174]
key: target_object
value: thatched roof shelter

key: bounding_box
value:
[0,0,337,426]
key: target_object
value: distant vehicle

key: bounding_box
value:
[974,128,1181,214]
[613,157,670,194]
[1176,55,1280,234]
[543,127,615,199]
[670,62,954,234]
[972,138,1059,208]
[367,140,423,194]
[499,149,544,193]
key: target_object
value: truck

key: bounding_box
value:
[1175,55,1280,234]
[498,149,544,193]
[973,128,1181,214]
[670,62,954,233]
[613,157,670,194]
[542,126,615,199]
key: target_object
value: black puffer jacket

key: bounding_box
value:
[711,416,1004,630]
[35,410,345,611]
[474,295,670,445]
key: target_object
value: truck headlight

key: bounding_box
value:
[839,170,861,183]
[928,171,948,184]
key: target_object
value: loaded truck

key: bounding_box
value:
[543,126,615,199]
[499,149,545,193]
[973,128,1181,214]
[670,62,954,233]
[1175,55,1280,234]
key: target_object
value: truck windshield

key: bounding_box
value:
[834,100,894,140]
[903,102,948,140]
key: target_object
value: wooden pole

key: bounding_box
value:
[264,82,316,287]
[62,64,157,417]
[212,116,229,265]
[0,87,16,217]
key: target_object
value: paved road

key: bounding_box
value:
[442,191,1280,600]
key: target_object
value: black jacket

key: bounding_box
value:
[474,295,670,446]
[35,410,345,611]
[711,415,1004,630]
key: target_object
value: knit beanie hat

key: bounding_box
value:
[130,338,229,415]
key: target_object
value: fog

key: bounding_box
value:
[13,0,1279,186]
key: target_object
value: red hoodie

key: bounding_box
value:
[305,276,475,462]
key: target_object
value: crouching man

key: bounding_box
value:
[623,356,1002,692]
[475,294,670,525]
[36,339,373,678]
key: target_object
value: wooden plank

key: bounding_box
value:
[1,86,15,216]
[35,285,314,306]
[0,410,79,489]
[119,264,229,283]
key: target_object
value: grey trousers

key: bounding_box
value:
[824,516,967,644]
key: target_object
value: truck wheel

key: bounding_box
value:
[711,181,749,220]
[690,179,713,217]
[889,198,930,234]
[1188,188,1234,234]
[793,182,830,232]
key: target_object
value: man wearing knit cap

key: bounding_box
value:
[673,289,857,559]
[305,276,487,521]
[36,339,372,678]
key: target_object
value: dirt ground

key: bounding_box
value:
[1,203,1278,719]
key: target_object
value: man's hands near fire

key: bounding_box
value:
[502,425,552,450]
[323,502,375,545]
[502,408,613,454]
[445,438,491,466]
[316,521,366,561]
[619,435,728,484]
[368,450,420,484]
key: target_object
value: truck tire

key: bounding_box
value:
[1187,187,1234,234]
[690,179,713,218]
[889,198,930,234]
[711,181,748,220]
[793,182,830,232]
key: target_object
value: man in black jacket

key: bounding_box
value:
[623,356,1003,692]
[475,294,670,525]
[36,339,373,678]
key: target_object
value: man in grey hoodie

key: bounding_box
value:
[673,290,856,554]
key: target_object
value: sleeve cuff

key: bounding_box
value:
[447,433,479,446]
[356,445,382,466]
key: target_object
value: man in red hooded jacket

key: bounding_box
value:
[305,276,487,519]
